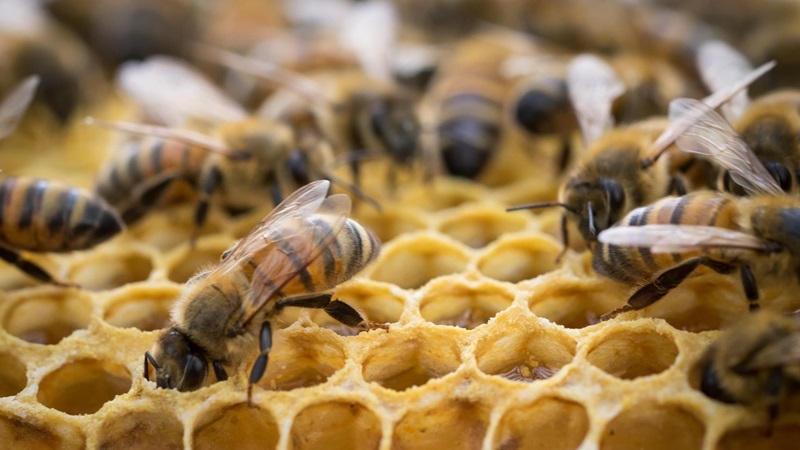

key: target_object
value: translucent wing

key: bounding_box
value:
[647,61,775,159]
[669,98,783,196]
[743,334,800,371]
[84,118,237,156]
[598,225,770,253]
[217,180,351,326]
[338,0,398,82]
[116,56,247,127]
[0,75,39,140]
[567,54,625,147]
[697,40,753,123]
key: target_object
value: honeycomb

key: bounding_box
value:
[3,4,800,450]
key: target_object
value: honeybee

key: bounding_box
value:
[92,56,374,239]
[0,0,104,123]
[509,56,775,255]
[143,180,383,400]
[596,98,793,319]
[696,310,800,432]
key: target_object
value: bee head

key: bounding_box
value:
[367,98,420,166]
[563,177,626,242]
[145,328,208,391]
[513,79,570,135]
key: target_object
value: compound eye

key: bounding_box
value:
[178,353,208,392]
[515,89,559,134]
[764,161,793,192]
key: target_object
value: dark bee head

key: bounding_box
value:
[562,177,626,242]
[513,79,570,135]
[146,328,208,391]
[367,98,420,166]
[438,117,499,179]
[219,119,293,165]
[286,148,312,187]
[14,44,79,124]
[69,197,124,249]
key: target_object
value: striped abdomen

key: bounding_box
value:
[593,192,740,284]
[0,177,123,252]
[246,215,380,299]
[437,76,505,178]
[96,137,208,217]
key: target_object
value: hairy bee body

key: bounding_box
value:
[96,118,294,224]
[697,310,800,428]
[145,181,382,393]
[174,214,380,364]
[594,192,800,289]
[0,176,123,252]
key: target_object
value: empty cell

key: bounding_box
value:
[476,236,560,283]
[256,329,346,391]
[404,180,486,212]
[103,285,180,331]
[67,251,153,291]
[97,410,183,450]
[494,397,589,450]
[37,359,131,415]
[586,328,678,379]
[528,280,626,329]
[392,401,490,450]
[167,245,227,283]
[370,236,469,289]
[438,208,526,248]
[192,403,279,450]
[717,422,800,450]
[475,323,575,382]
[300,283,405,334]
[355,208,428,243]
[419,278,515,329]
[0,413,84,450]
[362,330,461,391]
[0,352,26,397]
[130,207,224,251]
[600,403,705,450]
[289,401,382,450]
[3,291,92,345]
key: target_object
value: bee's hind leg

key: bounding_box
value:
[276,293,387,331]
[248,322,272,407]
[0,244,75,287]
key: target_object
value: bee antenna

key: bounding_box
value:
[587,201,596,237]
[507,201,578,215]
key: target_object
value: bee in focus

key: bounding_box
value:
[144,180,383,400]
[696,310,800,433]
[596,98,796,319]
[509,55,773,256]
[93,56,374,241]
[0,0,104,123]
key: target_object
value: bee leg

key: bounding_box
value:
[275,293,333,310]
[212,361,228,382]
[669,176,687,196]
[122,172,184,223]
[192,166,223,247]
[349,154,362,189]
[324,299,387,331]
[601,257,735,320]
[248,322,272,407]
[0,245,75,287]
[557,138,571,173]
[740,264,760,311]
[267,171,284,207]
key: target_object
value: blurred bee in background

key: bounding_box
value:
[45,0,198,72]
[144,180,383,399]
[0,76,123,285]
[696,309,800,434]
[0,0,105,124]
[91,56,296,241]
[596,98,797,319]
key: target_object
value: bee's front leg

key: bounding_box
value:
[248,322,272,407]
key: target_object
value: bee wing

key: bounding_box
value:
[697,40,753,123]
[648,61,775,157]
[567,54,625,147]
[116,56,247,127]
[338,0,398,82]
[0,75,39,140]
[669,98,783,196]
[741,333,800,371]
[598,225,770,253]
[217,180,351,326]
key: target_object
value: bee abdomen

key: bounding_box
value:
[0,177,123,252]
